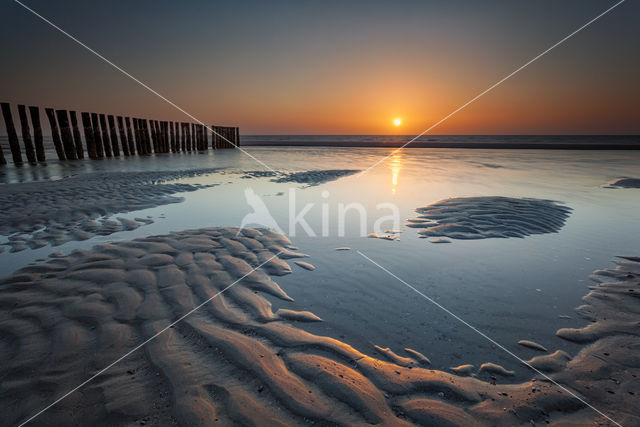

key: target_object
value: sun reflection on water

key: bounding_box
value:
[389,153,402,194]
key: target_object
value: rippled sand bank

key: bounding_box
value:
[0,227,637,426]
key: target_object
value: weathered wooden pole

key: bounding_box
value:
[157,120,163,153]
[169,121,175,152]
[17,105,36,163]
[132,118,142,154]
[203,124,208,150]
[117,116,129,156]
[1,103,24,165]
[212,126,217,148]
[28,106,45,162]
[90,113,105,158]
[99,114,112,157]
[140,118,148,155]
[0,141,5,165]
[150,120,158,153]
[190,123,195,151]
[69,111,84,159]
[135,118,144,155]
[55,110,78,160]
[81,112,97,159]
[180,123,186,151]
[160,121,167,153]
[143,119,152,154]
[105,115,119,156]
[107,115,120,156]
[125,117,135,155]
[204,125,208,149]
[172,121,178,152]
[164,121,169,152]
[221,127,227,148]
[45,108,66,160]
[235,127,240,147]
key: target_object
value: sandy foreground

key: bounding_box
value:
[0,222,637,426]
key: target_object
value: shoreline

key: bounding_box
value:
[243,141,640,150]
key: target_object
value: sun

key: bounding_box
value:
[393,118,402,127]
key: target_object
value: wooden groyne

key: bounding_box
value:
[0,102,240,166]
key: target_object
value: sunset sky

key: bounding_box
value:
[1,0,638,135]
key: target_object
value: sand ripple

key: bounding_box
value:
[0,169,218,252]
[408,196,572,240]
[0,228,637,426]
[240,169,359,186]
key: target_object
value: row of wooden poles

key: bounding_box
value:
[0,102,239,166]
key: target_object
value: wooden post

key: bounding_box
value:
[235,127,240,147]
[17,105,36,163]
[69,111,84,159]
[150,120,158,153]
[117,116,129,156]
[132,118,141,154]
[192,123,197,151]
[0,140,5,165]
[1,103,24,165]
[181,123,186,151]
[90,113,105,158]
[125,117,135,155]
[99,114,112,157]
[157,120,163,153]
[107,115,120,156]
[55,110,78,160]
[134,118,143,154]
[45,108,66,160]
[203,124,208,150]
[169,121,175,152]
[81,112,97,159]
[161,121,167,153]
[164,121,169,152]
[28,106,45,162]
[139,118,148,155]
[143,119,152,154]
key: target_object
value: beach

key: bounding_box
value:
[0,145,639,425]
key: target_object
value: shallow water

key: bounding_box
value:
[1,146,639,380]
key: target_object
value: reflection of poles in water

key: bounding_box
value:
[239,188,282,233]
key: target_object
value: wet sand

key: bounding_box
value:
[0,227,637,426]
[407,196,572,240]
[0,169,220,253]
